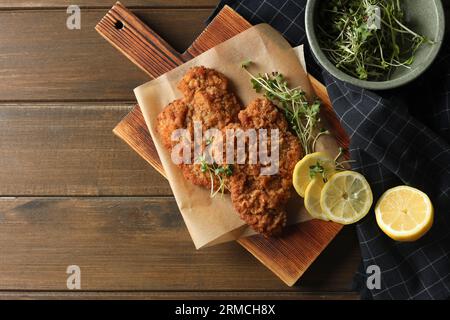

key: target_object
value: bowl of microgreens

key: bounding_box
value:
[305,0,445,90]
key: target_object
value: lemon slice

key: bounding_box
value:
[320,171,373,224]
[293,152,335,198]
[375,186,433,242]
[304,177,329,221]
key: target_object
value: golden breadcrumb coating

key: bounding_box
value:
[156,99,190,150]
[157,67,302,237]
[229,99,302,236]
[156,66,241,189]
[178,66,229,101]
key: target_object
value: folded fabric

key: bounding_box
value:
[210,0,450,299]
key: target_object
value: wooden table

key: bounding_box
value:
[0,0,362,300]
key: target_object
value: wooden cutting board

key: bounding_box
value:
[96,2,349,286]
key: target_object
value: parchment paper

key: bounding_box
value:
[134,24,340,249]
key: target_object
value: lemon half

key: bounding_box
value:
[320,171,373,224]
[375,186,433,242]
[293,152,335,198]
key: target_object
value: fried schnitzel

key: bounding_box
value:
[228,99,302,236]
[156,66,302,237]
[156,66,242,189]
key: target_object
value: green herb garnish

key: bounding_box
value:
[198,155,233,198]
[205,136,215,146]
[241,59,253,69]
[309,149,356,180]
[242,62,324,155]
[317,0,432,81]
[309,162,326,180]
[334,147,356,170]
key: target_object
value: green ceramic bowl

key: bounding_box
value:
[305,0,445,90]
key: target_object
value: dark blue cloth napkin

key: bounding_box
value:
[209,0,450,300]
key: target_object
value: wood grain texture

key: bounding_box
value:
[98,4,351,286]
[0,291,359,300]
[238,222,343,286]
[0,0,362,299]
[0,104,170,196]
[96,2,184,78]
[0,0,218,9]
[0,9,211,101]
[183,4,250,59]
[113,105,165,176]
[0,197,359,291]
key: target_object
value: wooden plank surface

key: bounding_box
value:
[0,197,359,291]
[0,0,362,299]
[2,0,446,301]
[0,292,359,300]
[0,6,445,97]
[0,104,170,196]
[0,0,218,9]
[102,3,348,286]
[0,9,211,101]
[0,103,359,295]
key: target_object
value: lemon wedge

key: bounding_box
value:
[304,177,329,221]
[320,171,373,224]
[293,152,335,198]
[375,186,433,242]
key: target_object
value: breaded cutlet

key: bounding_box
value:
[228,99,302,236]
[156,66,242,189]
[156,67,302,237]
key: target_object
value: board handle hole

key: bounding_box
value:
[114,20,124,30]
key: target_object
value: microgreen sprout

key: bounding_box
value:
[317,0,433,81]
[309,162,326,181]
[334,147,356,170]
[198,155,233,198]
[242,61,323,155]
[205,136,215,146]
